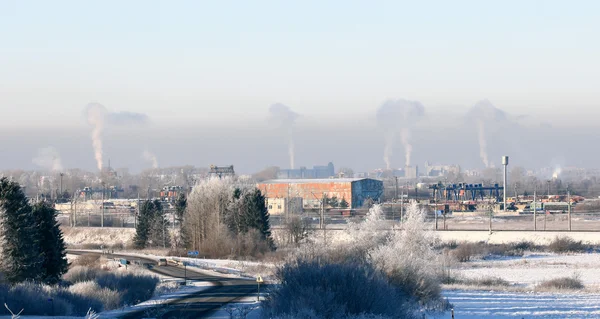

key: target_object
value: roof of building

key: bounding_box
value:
[259,178,380,184]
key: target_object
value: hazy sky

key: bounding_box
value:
[1,1,599,172]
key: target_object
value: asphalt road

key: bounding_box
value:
[67,250,261,319]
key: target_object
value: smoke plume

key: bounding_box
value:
[142,150,159,169]
[269,103,299,169]
[467,100,507,168]
[85,103,107,171]
[476,120,489,168]
[376,99,425,169]
[32,147,63,171]
[84,103,149,171]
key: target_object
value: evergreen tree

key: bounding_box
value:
[32,202,69,284]
[328,195,339,208]
[243,189,275,250]
[174,193,189,248]
[0,178,42,283]
[133,200,154,249]
[148,200,170,248]
[225,188,244,235]
[340,197,349,209]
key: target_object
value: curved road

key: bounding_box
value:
[68,250,261,318]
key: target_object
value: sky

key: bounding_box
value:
[1,1,599,173]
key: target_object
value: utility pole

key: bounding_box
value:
[59,172,64,202]
[395,176,399,223]
[567,185,571,231]
[101,182,105,228]
[502,156,509,212]
[547,180,551,199]
[533,189,537,231]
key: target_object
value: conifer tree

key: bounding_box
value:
[340,197,349,209]
[148,200,170,248]
[133,200,154,249]
[174,193,189,248]
[32,202,69,284]
[243,189,275,250]
[0,178,42,283]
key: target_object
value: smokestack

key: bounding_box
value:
[502,155,509,212]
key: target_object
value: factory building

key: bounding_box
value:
[257,178,383,211]
[277,162,335,179]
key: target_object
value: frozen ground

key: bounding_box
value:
[438,290,600,318]
[455,252,600,289]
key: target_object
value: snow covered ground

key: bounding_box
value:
[438,290,600,318]
[455,252,600,289]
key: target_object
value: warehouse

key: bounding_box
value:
[257,178,383,213]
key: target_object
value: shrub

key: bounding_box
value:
[68,281,122,310]
[451,243,478,262]
[462,276,510,287]
[72,254,101,267]
[547,237,587,253]
[262,259,413,319]
[63,266,100,284]
[537,276,584,290]
[368,203,444,308]
[95,271,159,305]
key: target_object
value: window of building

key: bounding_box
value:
[278,205,282,209]
[268,205,272,209]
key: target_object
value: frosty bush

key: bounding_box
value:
[63,265,100,284]
[262,259,414,319]
[369,202,443,307]
[68,281,122,310]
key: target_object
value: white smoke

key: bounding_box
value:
[142,150,159,169]
[32,147,63,171]
[383,134,395,170]
[376,99,425,169]
[400,127,412,167]
[85,103,107,171]
[476,120,489,168]
[269,103,299,169]
[552,167,562,180]
[84,103,149,171]
[468,100,506,168]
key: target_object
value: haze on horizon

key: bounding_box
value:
[1,1,599,173]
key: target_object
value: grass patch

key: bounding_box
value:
[547,236,587,253]
[537,276,584,290]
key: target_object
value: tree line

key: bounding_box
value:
[178,178,275,258]
[0,177,68,284]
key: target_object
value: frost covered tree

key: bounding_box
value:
[369,202,443,305]
[174,193,189,248]
[31,202,68,284]
[0,178,42,283]
[184,178,275,256]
